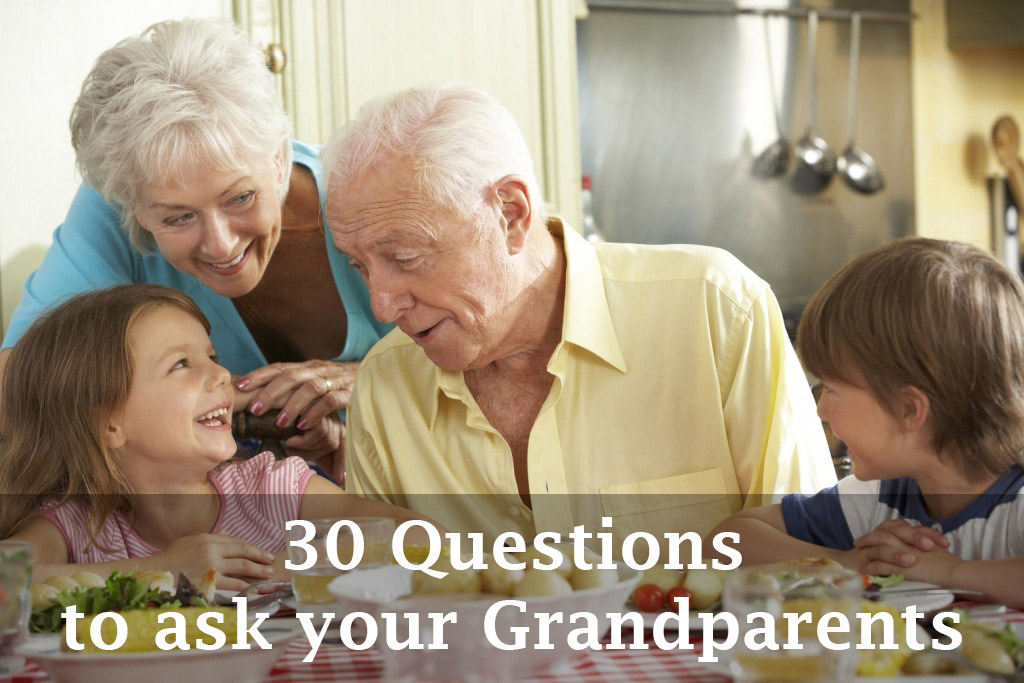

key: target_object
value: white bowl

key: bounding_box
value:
[326,563,641,681]
[16,619,302,683]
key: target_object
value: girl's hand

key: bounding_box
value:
[284,412,346,484]
[234,359,357,432]
[152,533,275,591]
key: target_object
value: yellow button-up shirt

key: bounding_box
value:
[348,220,836,547]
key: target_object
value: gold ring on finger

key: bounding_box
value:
[324,379,333,393]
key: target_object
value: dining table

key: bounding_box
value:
[9,601,1024,682]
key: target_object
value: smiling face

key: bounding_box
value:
[815,373,926,481]
[112,306,236,485]
[328,160,521,371]
[134,157,285,298]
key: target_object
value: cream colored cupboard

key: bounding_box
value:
[235,0,583,227]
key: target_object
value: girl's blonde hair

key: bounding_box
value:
[798,237,1024,480]
[0,285,211,544]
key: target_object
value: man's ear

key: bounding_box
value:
[898,385,931,432]
[493,175,531,254]
[105,411,127,451]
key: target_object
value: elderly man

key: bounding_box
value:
[324,83,835,545]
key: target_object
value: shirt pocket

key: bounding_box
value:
[599,468,734,560]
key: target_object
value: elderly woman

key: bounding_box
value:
[0,19,388,480]
[324,83,837,544]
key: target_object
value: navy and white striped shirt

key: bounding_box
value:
[781,466,1024,560]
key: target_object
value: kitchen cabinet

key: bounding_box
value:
[235,0,583,228]
[946,0,1024,49]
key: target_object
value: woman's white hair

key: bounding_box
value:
[323,82,545,225]
[70,18,293,250]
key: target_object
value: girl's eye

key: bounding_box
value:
[171,358,189,370]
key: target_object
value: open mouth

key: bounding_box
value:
[412,322,440,341]
[195,406,230,428]
[205,244,250,273]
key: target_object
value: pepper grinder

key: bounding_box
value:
[231,410,302,441]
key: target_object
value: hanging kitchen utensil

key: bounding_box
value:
[753,15,790,178]
[837,12,885,194]
[793,10,836,194]
[992,115,1024,265]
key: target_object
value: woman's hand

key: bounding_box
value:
[235,359,357,431]
[150,533,276,591]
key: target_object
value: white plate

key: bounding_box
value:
[16,619,302,683]
[875,581,955,613]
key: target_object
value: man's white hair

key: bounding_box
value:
[323,82,545,223]
[70,18,293,250]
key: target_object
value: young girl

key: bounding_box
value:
[0,285,428,590]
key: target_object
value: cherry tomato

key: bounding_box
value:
[665,586,692,611]
[633,583,664,612]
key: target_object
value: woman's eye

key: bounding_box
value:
[163,213,195,227]
[230,191,254,207]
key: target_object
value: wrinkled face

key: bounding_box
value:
[116,307,236,483]
[327,161,516,371]
[815,375,912,481]
[134,158,284,298]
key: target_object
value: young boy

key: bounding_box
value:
[708,238,1024,608]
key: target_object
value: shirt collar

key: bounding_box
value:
[428,218,628,429]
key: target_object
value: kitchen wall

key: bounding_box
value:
[578,0,915,316]
[0,0,228,334]
[911,0,1024,248]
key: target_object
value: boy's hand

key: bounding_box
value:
[860,544,963,587]
[854,518,949,559]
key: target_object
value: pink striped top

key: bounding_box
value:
[42,452,315,563]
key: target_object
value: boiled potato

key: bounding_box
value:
[43,575,79,593]
[960,626,1016,675]
[513,568,573,598]
[571,565,619,591]
[31,583,60,608]
[633,566,683,600]
[411,556,483,595]
[681,567,722,609]
[520,546,572,578]
[71,571,106,589]
[479,563,524,596]
[67,607,239,653]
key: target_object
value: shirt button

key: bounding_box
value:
[509,506,520,517]
[931,523,942,532]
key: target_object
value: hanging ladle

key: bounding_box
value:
[793,10,836,193]
[837,12,885,194]
[753,15,789,178]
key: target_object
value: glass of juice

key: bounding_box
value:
[0,541,32,675]
[724,563,862,682]
[287,517,395,604]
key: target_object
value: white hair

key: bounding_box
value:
[322,82,545,224]
[70,18,293,251]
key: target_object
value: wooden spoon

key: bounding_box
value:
[993,115,1024,261]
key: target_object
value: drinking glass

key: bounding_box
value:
[724,564,862,682]
[287,517,395,604]
[0,541,32,675]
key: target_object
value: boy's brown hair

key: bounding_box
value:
[798,237,1024,480]
[0,285,211,543]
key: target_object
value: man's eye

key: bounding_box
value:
[395,256,421,268]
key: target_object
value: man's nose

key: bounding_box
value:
[201,211,239,257]
[369,274,414,323]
